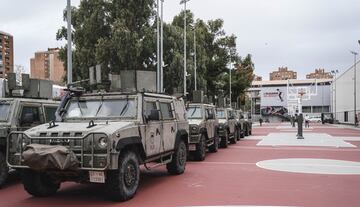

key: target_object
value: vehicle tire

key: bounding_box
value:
[107,150,140,201]
[240,129,245,138]
[230,129,237,144]
[167,140,187,175]
[0,152,9,187]
[193,134,206,161]
[244,126,249,136]
[21,169,60,197]
[236,128,241,141]
[220,132,229,148]
[209,135,219,153]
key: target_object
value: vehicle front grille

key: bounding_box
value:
[7,132,109,170]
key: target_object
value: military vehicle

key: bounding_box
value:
[0,74,59,187]
[187,103,219,161]
[7,89,189,201]
[236,110,252,137]
[216,108,239,147]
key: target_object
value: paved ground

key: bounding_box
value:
[1,123,360,207]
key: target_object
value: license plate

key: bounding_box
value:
[89,171,105,183]
[189,144,196,151]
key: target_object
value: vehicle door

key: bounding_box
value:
[159,101,176,152]
[227,110,236,134]
[18,102,43,131]
[143,99,162,157]
[205,107,215,139]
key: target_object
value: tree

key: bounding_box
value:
[56,0,156,81]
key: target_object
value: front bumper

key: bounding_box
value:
[7,132,111,171]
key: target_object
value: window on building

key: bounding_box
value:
[302,106,311,113]
[312,106,323,113]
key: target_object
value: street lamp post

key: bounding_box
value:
[194,27,197,91]
[350,51,358,126]
[331,70,339,122]
[156,0,160,92]
[160,0,164,93]
[180,0,190,96]
[229,63,232,108]
[67,0,72,84]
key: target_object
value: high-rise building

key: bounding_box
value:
[270,67,297,80]
[306,69,333,79]
[30,48,65,85]
[0,31,14,78]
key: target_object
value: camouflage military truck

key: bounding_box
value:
[236,110,252,137]
[0,74,59,187]
[187,103,219,161]
[0,98,58,187]
[216,108,239,148]
[7,90,189,201]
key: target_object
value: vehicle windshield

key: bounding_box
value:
[323,114,332,119]
[0,102,11,122]
[216,110,226,119]
[187,107,202,119]
[63,98,137,119]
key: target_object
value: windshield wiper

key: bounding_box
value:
[119,98,130,116]
[76,100,84,116]
[190,108,198,117]
[95,96,104,117]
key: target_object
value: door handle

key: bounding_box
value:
[156,128,161,136]
[171,126,175,133]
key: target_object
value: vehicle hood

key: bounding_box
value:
[188,119,203,126]
[218,119,227,124]
[25,121,135,138]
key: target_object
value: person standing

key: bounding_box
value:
[259,118,263,126]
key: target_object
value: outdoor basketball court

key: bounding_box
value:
[0,122,359,207]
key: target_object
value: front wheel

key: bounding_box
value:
[167,140,187,175]
[0,152,9,187]
[21,169,60,197]
[107,151,140,201]
[192,134,206,161]
[220,132,229,148]
[209,135,219,153]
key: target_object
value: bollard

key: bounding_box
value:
[297,113,304,139]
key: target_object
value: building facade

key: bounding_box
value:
[30,48,65,85]
[270,67,297,80]
[253,75,263,81]
[332,60,360,125]
[249,79,332,122]
[0,31,14,78]
[306,69,333,79]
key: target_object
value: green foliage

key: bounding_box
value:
[56,1,254,104]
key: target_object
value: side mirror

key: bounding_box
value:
[148,109,160,121]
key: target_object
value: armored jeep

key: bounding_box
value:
[7,91,189,201]
[216,108,239,148]
[187,103,219,161]
[0,73,59,187]
[236,110,252,137]
[0,98,58,187]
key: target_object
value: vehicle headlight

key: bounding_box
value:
[98,137,108,149]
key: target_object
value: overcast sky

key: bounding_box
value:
[1,0,360,80]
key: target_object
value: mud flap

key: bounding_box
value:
[23,144,79,171]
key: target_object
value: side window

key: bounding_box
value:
[159,102,174,120]
[44,106,58,122]
[145,101,157,118]
[20,105,41,127]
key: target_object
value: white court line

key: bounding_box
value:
[190,161,255,165]
[229,145,360,152]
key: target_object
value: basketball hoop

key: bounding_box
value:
[298,91,306,97]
